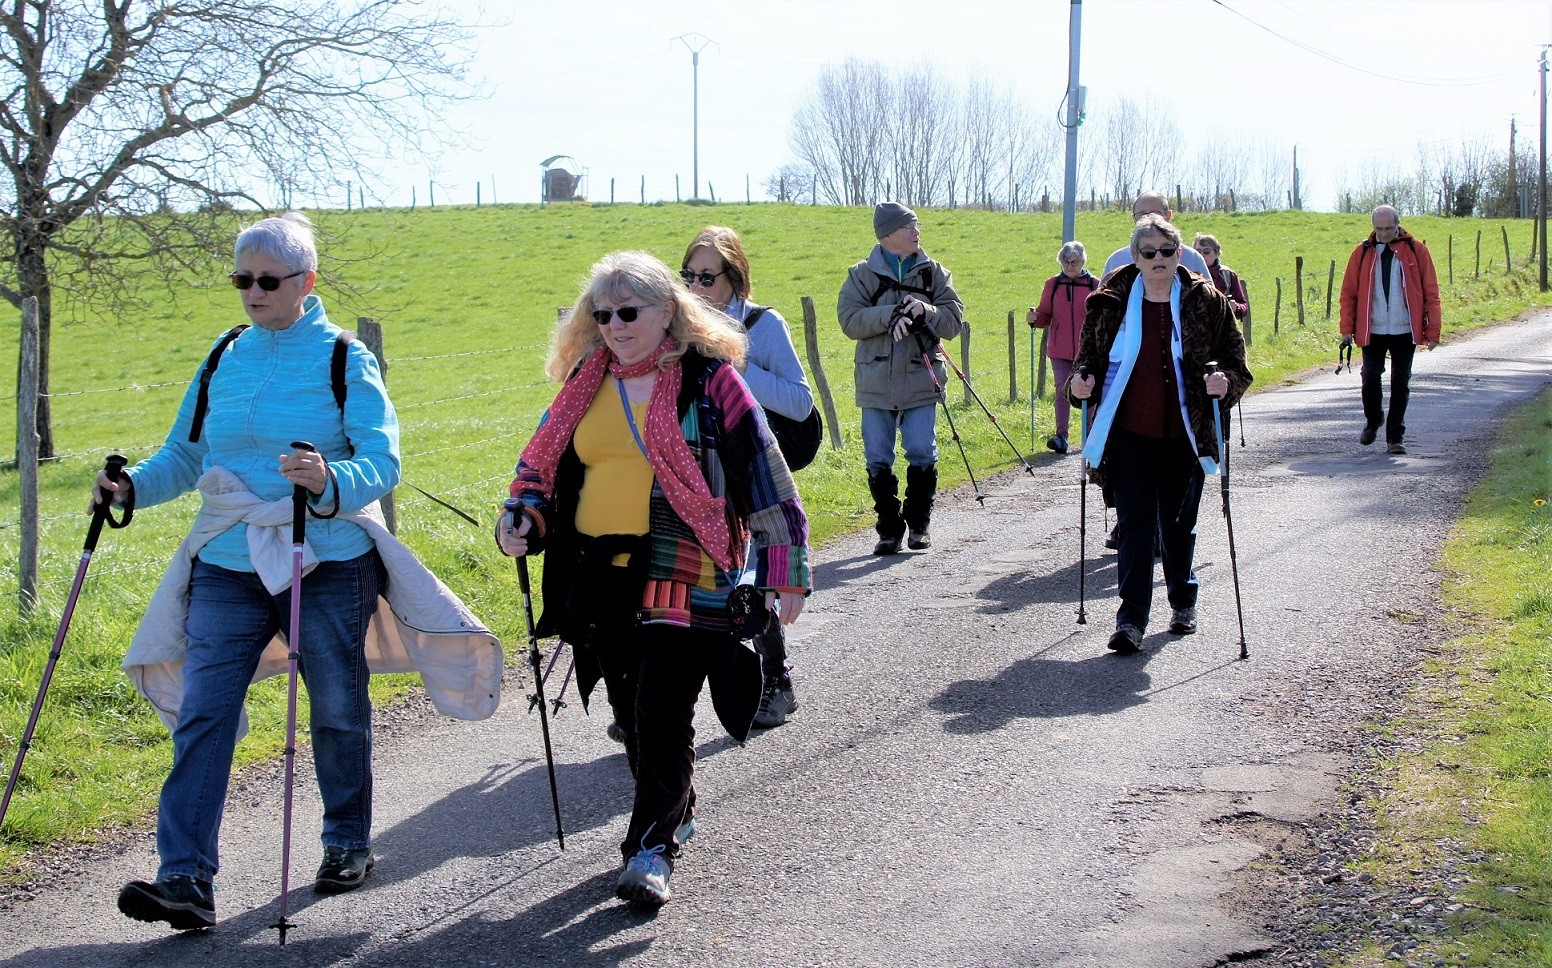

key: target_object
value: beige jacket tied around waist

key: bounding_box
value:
[123,466,504,736]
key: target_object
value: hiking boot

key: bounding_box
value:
[874,534,903,555]
[1047,435,1068,454]
[1168,607,1198,635]
[907,528,932,550]
[606,721,628,744]
[616,844,673,907]
[117,875,215,931]
[315,846,375,894]
[753,676,798,727]
[1387,441,1406,455]
[1107,624,1143,655]
[1359,423,1379,446]
[1103,526,1119,551]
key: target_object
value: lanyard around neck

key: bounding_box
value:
[615,378,650,459]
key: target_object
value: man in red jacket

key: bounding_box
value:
[1339,205,1441,455]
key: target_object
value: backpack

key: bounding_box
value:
[741,305,823,472]
[188,324,356,444]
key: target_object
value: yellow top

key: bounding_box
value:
[575,377,654,538]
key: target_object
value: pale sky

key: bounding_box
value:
[359,0,1552,213]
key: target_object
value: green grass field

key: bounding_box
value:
[0,202,1547,874]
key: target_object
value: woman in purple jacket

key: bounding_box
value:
[1026,241,1098,454]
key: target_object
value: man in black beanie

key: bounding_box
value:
[838,203,964,554]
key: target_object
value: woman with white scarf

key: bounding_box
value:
[1068,215,1252,655]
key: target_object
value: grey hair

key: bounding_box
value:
[1372,204,1400,226]
[1058,241,1086,265]
[234,212,318,272]
[1130,214,1183,255]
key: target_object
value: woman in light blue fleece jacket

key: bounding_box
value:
[682,225,812,729]
[97,213,401,932]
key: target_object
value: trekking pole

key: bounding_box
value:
[1075,367,1090,626]
[932,338,1037,475]
[516,550,566,849]
[272,441,314,945]
[1029,317,1037,452]
[905,317,985,505]
[1,454,130,831]
[1205,365,1249,660]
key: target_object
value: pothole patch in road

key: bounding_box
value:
[1260,454,1435,477]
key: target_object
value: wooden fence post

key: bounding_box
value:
[1502,225,1512,275]
[1325,259,1336,320]
[1006,311,1017,403]
[1295,255,1305,326]
[800,297,842,450]
[1274,278,1282,334]
[1448,235,1454,285]
[959,325,972,407]
[18,296,39,613]
[357,317,395,535]
[1475,230,1481,279]
[641,175,645,204]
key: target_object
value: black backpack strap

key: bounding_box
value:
[188,325,250,443]
[741,305,768,330]
[332,330,355,411]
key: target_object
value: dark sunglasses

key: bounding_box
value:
[1138,245,1180,260]
[590,305,653,325]
[230,269,305,291]
[679,268,726,288]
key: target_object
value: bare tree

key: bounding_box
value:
[790,59,891,206]
[763,163,814,203]
[1094,95,1181,207]
[0,0,474,460]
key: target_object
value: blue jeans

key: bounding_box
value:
[1106,430,1203,632]
[157,551,383,883]
[862,404,938,474]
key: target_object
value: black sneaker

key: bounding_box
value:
[606,721,628,744]
[1046,435,1068,454]
[907,528,931,550]
[753,676,798,727]
[1359,423,1379,446]
[1387,441,1406,455]
[1107,624,1143,655]
[118,875,215,931]
[1168,607,1198,635]
[1103,526,1119,551]
[874,534,903,555]
[315,846,375,894]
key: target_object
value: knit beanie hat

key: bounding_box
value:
[874,202,916,240]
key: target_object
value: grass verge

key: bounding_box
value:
[1338,388,1552,966]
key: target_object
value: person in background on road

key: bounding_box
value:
[1069,215,1252,655]
[100,213,501,933]
[682,225,813,729]
[838,202,965,555]
[498,251,810,909]
[1338,204,1441,455]
[1027,240,1098,455]
[1192,234,1249,322]
[1103,191,1211,278]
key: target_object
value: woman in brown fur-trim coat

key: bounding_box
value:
[1068,214,1252,654]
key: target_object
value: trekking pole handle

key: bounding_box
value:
[290,441,315,546]
[85,454,130,552]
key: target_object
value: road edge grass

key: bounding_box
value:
[1335,387,1552,967]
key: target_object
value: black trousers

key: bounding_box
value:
[1106,429,1204,632]
[600,622,736,862]
[1360,332,1416,445]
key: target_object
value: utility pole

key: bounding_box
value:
[1533,49,1548,274]
[1060,0,1084,243]
[1291,144,1301,210]
[674,33,716,202]
[1509,118,1518,217]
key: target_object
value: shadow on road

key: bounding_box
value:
[929,634,1161,734]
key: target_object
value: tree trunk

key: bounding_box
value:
[15,236,53,461]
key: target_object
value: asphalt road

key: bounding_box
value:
[5,313,1551,968]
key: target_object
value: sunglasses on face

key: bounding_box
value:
[679,268,726,288]
[230,269,305,291]
[1138,245,1180,260]
[591,305,654,325]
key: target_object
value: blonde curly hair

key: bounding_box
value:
[547,251,747,382]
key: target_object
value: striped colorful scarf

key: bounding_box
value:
[514,339,736,570]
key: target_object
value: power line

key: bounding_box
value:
[1209,0,1520,88]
